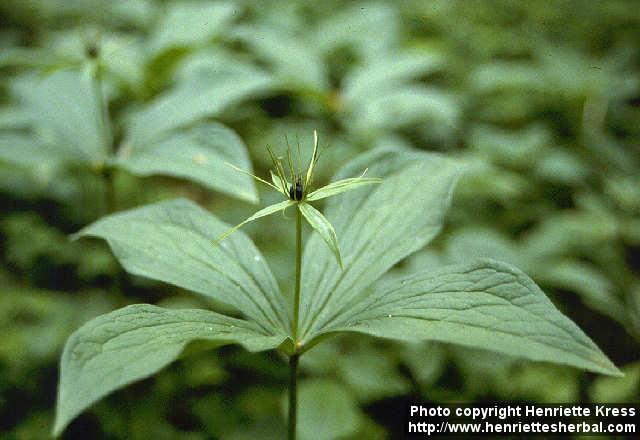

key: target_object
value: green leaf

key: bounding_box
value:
[305,177,381,202]
[314,3,399,61]
[114,122,258,203]
[469,123,550,168]
[300,338,410,402]
[349,86,458,133]
[534,148,589,185]
[336,343,410,403]
[74,199,289,333]
[12,69,108,164]
[282,379,362,440]
[150,1,239,53]
[0,105,30,129]
[229,25,327,91]
[215,199,295,244]
[444,227,527,270]
[522,210,617,257]
[341,51,443,109]
[0,133,71,168]
[325,259,621,376]
[298,202,343,269]
[299,148,461,341]
[54,304,283,436]
[470,62,544,93]
[0,284,113,370]
[125,67,273,145]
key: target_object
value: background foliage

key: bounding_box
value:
[1,0,638,438]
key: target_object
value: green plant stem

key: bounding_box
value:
[289,207,303,440]
[293,207,302,341]
[288,353,299,440]
[102,167,116,215]
[90,56,117,216]
[91,57,112,157]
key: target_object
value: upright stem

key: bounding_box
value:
[91,57,112,158]
[90,55,116,215]
[293,208,302,341]
[102,167,116,215]
[289,207,303,440]
[288,353,299,440]
[91,53,124,296]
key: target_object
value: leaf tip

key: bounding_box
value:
[52,417,65,438]
[595,357,624,377]
[69,225,93,242]
[52,396,74,438]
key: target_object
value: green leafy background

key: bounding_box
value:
[1,0,638,438]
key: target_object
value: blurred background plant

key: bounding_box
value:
[0,0,638,438]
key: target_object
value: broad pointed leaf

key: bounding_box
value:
[323,259,621,376]
[150,1,239,53]
[216,199,295,243]
[114,123,258,203]
[341,51,443,109]
[230,25,327,91]
[305,177,381,202]
[299,202,343,269]
[54,304,284,436]
[75,199,288,333]
[125,67,273,145]
[299,148,461,341]
[349,86,458,133]
[13,69,108,164]
[314,3,399,62]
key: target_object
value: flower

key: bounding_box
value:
[215,130,381,268]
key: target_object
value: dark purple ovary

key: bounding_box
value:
[289,180,303,201]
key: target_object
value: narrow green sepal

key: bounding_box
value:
[215,199,295,244]
[304,130,319,190]
[306,176,382,201]
[298,202,343,270]
[225,161,280,196]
